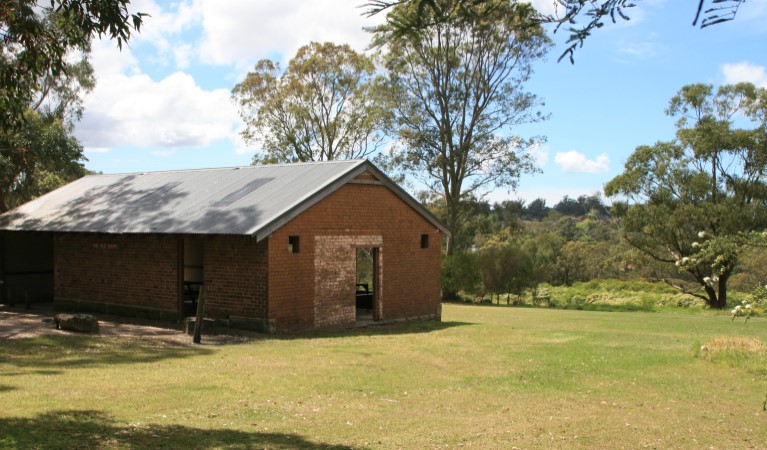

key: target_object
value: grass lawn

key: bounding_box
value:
[1,304,766,449]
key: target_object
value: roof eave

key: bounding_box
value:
[251,160,369,241]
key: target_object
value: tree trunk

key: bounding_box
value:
[192,286,206,344]
[703,279,728,309]
[714,274,729,309]
[445,206,458,257]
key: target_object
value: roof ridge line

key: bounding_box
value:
[87,159,367,177]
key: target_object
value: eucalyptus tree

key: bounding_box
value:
[375,0,550,254]
[1,0,144,132]
[232,42,388,163]
[605,82,767,308]
[0,109,88,212]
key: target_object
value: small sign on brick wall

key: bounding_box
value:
[92,243,118,250]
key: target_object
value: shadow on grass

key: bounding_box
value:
[0,384,15,392]
[0,410,355,450]
[0,335,214,371]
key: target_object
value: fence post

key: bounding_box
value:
[192,286,206,344]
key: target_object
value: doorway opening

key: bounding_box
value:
[181,238,204,317]
[0,232,54,307]
[355,247,379,323]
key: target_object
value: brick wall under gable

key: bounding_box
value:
[268,182,442,332]
[55,233,178,312]
[353,171,377,182]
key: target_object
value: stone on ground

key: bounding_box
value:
[54,313,100,333]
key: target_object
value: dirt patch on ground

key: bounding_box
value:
[0,304,262,346]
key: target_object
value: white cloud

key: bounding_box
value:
[555,151,610,174]
[527,0,560,17]
[721,62,767,88]
[130,0,201,52]
[527,142,550,167]
[618,40,657,58]
[89,39,139,76]
[173,43,194,69]
[76,41,242,152]
[84,147,110,154]
[195,0,384,68]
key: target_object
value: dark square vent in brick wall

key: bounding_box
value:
[289,235,300,253]
[421,234,429,249]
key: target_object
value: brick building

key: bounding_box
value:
[0,160,448,332]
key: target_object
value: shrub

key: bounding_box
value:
[441,252,480,300]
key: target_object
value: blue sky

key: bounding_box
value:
[74,0,767,206]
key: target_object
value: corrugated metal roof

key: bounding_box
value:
[0,160,450,239]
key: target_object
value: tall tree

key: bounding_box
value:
[232,42,388,164]
[1,0,145,132]
[605,82,767,308]
[364,0,746,62]
[376,0,550,255]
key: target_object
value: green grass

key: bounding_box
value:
[1,305,766,449]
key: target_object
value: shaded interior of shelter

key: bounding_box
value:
[0,232,54,308]
[355,247,378,325]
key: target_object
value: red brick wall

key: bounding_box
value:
[55,234,178,311]
[203,235,268,319]
[55,234,269,320]
[268,178,442,331]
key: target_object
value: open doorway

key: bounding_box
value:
[181,238,204,317]
[355,247,379,323]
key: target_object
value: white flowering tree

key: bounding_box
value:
[605,83,767,309]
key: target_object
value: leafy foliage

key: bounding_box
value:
[441,251,480,299]
[475,236,534,304]
[0,109,87,211]
[232,42,388,163]
[605,82,767,308]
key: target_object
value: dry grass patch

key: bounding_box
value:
[702,336,766,354]
[700,336,767,376]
